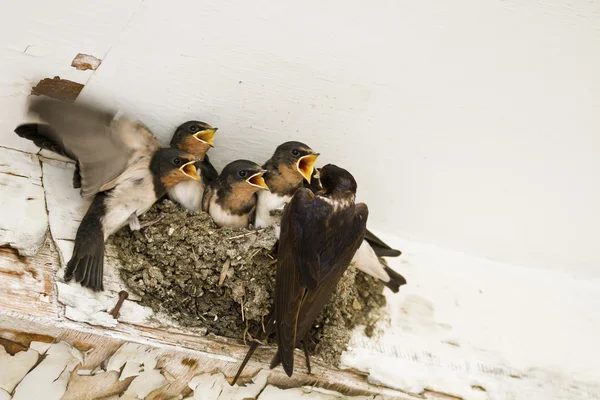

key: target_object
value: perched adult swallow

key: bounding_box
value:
[254,141,319,229]
[202,160,269,229]
[307,169,406,292]
[232,164,367,383]
[14,97,200,291]
[168,121,219,212]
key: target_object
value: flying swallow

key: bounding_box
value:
[168,121,219,212]
[232,164,368,383]
[254,141,319,229]
[307,168,406,292]
[202,160,269,229]
[14,97,200,291]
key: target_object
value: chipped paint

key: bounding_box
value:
[0,345,39,393]
[186,370,269,400]
[71,53,102,71]
[12,342,82,400]
[30,76,84,102]
[0,148,47,256]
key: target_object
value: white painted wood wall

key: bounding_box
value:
[1,1,599,399]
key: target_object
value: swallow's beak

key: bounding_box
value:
[296,153,319,183]
[180,161,200,181]
[193,128,218,147]
[246,170,269,190]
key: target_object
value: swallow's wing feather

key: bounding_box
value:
[198,154,219,185]
[201,184,214,213]
[275,188,319,376]
[295,202,368,338]
[271,201,368,373]
[28,97,160,197]
[275,189,368,376]
[364,229,401,258]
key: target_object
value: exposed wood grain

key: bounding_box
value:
[0,236,58,317]
[0,312,410,399]
[30,76,84,102]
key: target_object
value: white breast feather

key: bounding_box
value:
[168,180,204,212]
[254,190,291,228]
[208,196,249,229]
[101,160,157,239]
[351,240,389,282]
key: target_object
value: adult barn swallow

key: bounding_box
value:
[202,160,269,229]
[168,121,219,212]
[254,141,319,229]
[16,120,219,206]
[232,164,368,382]
[14,97,200,291]
[306,169,406,292]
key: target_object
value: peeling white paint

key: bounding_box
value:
[257,385,381,400]
[12,342,82,400]
[102,343,168,399]
[29,341,52,354]
[106,343,161,379]
[0,346,39,393]
[341,235,600,399]
[120,369,167,399]
[0,147,47,256]
[186,370,269,400]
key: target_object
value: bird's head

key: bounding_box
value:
[170,121,217,159]
[267,141,319,185]
[318,164,358,200]
[151,148,200,190]
[220,159,269,193]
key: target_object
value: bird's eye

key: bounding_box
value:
[190,126,198,132]
[173,157,181,165]
[238,170,247,177]
[292,149,300,156]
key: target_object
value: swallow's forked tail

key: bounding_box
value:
[64,194,106,291]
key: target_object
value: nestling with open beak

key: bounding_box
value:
[168,121,219,212]
[14,97,201,291]
[202,160,269,229]
[307,169,407,293]
[231,164,368,383]
[254,141,319,229]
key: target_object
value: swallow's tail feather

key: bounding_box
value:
[382,264,407,293]
[64,194,106,291]
[364,229,402,258]
[14,123,82,188]
[269,335,312,374]
[230,313,276,386]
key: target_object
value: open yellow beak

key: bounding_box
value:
[296,153,319,183]
[180,161,200,181]
[246,170,269,190]
[193,128,218,147]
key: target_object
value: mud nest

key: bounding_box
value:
[112,200,387,366]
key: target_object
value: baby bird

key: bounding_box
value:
[202,160,269,229]
[168,121,219,211]
[254,141,319,229]
[14,97,200,291]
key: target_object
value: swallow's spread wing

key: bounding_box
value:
[28,97,160,197]
[275,188,368,376]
